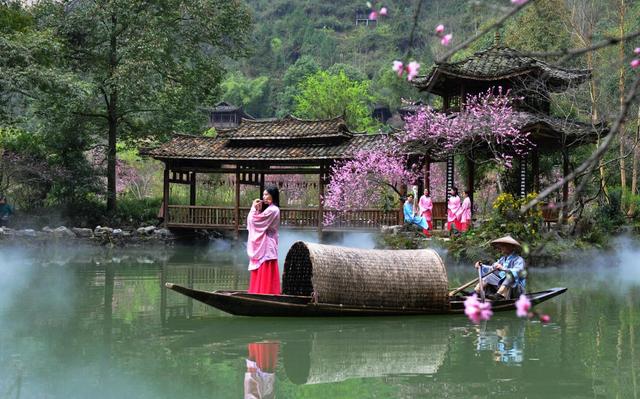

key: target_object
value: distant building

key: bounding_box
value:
[206,102,254,129]
[355,12,378,27]
[372,105,392,124]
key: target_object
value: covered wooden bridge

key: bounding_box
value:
[142,115,428,234]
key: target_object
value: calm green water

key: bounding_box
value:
[1,239,639,399]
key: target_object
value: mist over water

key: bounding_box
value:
[0,238,639,398]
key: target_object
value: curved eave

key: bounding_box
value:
[413,66,590,95]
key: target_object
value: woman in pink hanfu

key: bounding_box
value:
[447,186,462,232]
[418,188,433,237]
[458,189,472,232]
[247,186,281,295]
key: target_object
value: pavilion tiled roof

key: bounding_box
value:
[143,133,383,161]
[412,45,590,95]
[219,115,352,141]
[514,111,606,148]
[143,115,384,162]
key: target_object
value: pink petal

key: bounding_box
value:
[392,60,404,77]
[441,34,452,46]
[369,11,378,20]
[632,59,640,69]
[540,314,551,323]
[435,24,445,35]
[515,294,532,318]
[635,48,640,55]
[379,7,388,16]
[406,61,421,81]
[511,0,528,4]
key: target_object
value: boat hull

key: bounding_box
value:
[165,283,567,317]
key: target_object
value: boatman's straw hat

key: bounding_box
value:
[490,235,522,251]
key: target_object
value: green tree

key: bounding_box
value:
[221,72,270,118]
[275,55,320,116]
[294,70,377,131]
[29,0,252,213]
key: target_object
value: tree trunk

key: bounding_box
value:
[630,105,640,215]
[586,45,608,201]
[619,0,627,204]
[106,13,118,213]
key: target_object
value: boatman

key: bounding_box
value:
[474,235,526,300]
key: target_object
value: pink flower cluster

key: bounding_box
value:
[392,60,421,81]
[631,48,640,69]
[464,294,493,324]
[511,0,528,5]
[435,24,452,46]
[515,294,551,323]
[403,87,533,168]
[322,137,420,224]
[366,2,387,20]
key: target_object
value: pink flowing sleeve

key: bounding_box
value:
[246,206,280,270]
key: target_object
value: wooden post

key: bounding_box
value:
[259,173,265,196]
[189,172,196,206]
[446,155,455,201]
[519,155,527,198]
[562,149,570,223]
[163,165,169,227]
[466,156,475,203]
[423,154,431,193]
[399,184,406,225]
[532,148,540,193]
[318,165,324,233]
[235,167,240,238]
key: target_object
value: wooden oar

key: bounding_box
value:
[448,267,496,297]
[477,263,485,302]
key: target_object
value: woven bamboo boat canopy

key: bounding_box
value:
[282,241,449,310]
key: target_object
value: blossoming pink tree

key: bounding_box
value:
[403,88,533,169]
[323,89,532,224]
[323,137,420,224]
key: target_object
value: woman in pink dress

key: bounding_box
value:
[447,186,462,232]
[458,189,472,232]
[246,186,281,295]
[418,188,433,237]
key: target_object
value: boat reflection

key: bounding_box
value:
[167,315,538,392]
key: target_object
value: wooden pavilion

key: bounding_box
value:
[142,115,403,234]
[410,36,605,218]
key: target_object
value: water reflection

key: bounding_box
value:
[1,244,640,398]
[476,320,526,365]
[245,342,279,399]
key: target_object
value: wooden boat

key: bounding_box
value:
[164,283,567,317]
[165,241,567,317]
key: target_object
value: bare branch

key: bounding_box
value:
[521,75,640,213]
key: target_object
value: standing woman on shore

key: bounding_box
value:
[458,189,472,232]
[418,188,433,234]
[246,186,281,295]
[447,187,461,232]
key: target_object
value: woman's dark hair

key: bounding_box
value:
[406,193,414,199]
[265,185,280,207]
[450,186,458,195]
[464,190,470,196]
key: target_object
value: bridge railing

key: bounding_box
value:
[166,205,403,230]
